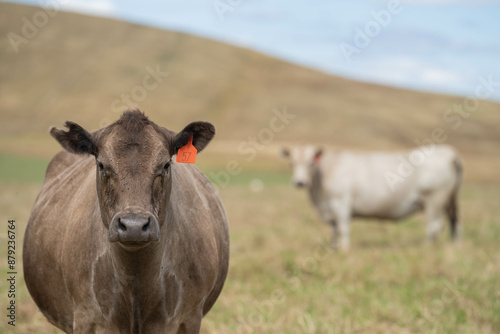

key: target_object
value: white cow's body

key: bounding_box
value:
[284,145,462,250]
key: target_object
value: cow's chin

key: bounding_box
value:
[115,240,153,252]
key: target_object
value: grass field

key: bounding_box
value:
[1,3,499,333]
[1,153,499,334]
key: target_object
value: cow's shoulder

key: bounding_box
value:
[419,145,459,167]
[44,150,91,182]
[173,163,215,194]
[433,144,459,157]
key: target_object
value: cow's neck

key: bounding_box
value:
[109,243,168,327]
[111,243,162,286]
[308,164,325,206]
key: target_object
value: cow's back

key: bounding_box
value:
[321,145,460,219]
[415,145,460,193]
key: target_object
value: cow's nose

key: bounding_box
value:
[294,181,307,188]
[109,211,160,244]
[118,216,150,234]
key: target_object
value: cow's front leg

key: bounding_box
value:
[425,204,444,242]
[337,219,351,252]
[423,193,449,242]
[73,307,112,334]
[329,197,351,252]
[175,310,203,334]
[329,219,339,249]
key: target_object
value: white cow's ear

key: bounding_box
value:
[281,148,290,158]
[314,148,323,163]
[171,121,216,154]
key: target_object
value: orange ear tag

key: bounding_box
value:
[176,134,197,163]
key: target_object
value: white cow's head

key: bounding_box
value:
[282,145,322,188]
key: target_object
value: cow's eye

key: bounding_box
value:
[98,162,106,172]
[163,161,171,174]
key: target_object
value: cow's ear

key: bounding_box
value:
[313,148,323,163]
[281,148,290,158]
[50,121,98,156]
[172,121,215,154]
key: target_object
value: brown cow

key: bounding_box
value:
[23,110,230,333]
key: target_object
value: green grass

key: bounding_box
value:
[0,154,49,184]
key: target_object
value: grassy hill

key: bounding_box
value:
[1,1,499,183]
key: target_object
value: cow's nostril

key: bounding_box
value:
[142,218,150,232]
[118,218,127,232]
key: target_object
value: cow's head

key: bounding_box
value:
[50,110,215,251]
[282,145,322,188]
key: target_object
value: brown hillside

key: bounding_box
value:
[0,2,499,182]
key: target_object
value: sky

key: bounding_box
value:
[5,0,500,102]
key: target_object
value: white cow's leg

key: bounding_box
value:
[424,191,449,242]
[446,192,461,242]
[329,197,351,252]
[424,203,444,242]
[337,219,350,252]
[329,220,339,249]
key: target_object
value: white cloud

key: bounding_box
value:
[420,68,460,85]
[348,56,466,96]
[59,0,116,17]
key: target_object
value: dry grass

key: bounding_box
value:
[200,180,500,334]
[0,183,62,334]
[1,2,499,333]
[1,159,499,333]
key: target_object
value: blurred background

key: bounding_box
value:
[0,0,499,333]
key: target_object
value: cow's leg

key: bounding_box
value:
[337,217,351,252]
[426,210,442,242]
[329,197,351,252]
[177,321,202,334]
[72,308,100,334]
[446,191,461,241]
[176,311,203,334]
[424,194,447,242]
[73,304,116,334]
[329,219,339,249]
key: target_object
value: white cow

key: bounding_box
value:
[282,145,462,251]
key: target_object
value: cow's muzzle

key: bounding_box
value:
[109,209,160,245]
[293,180,308,188]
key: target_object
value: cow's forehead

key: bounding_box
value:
[291,146,316,163]
[99,123,168,163]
